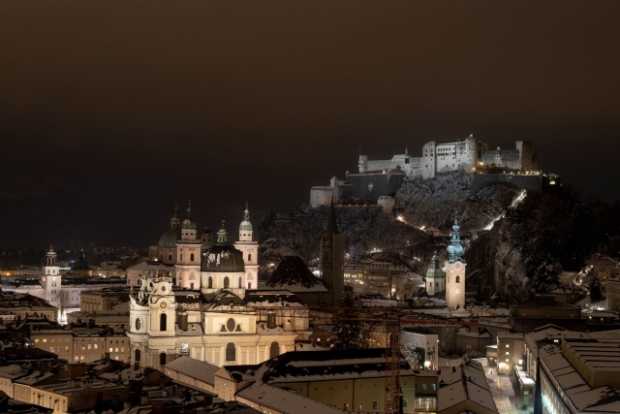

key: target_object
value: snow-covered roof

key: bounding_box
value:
[164,356,218,387]
[437,362,497,413]
[540,345,620,412]
[237,383,344,414]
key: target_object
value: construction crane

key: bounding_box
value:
[384,316,402,414]
[334,309,403,414]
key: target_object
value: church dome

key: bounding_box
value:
[158,229,178,248]
[240,219,253,233]
[239,205,253,233]
[201,244,245,273]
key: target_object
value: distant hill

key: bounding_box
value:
[259,171,620,304]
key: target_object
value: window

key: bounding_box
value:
[160,353,167,366]
[248,253,252,262]
[208,277,213,289]
[190,253,195,262]
[226,318,236,332]
[226,343,236,362]
[238,277,242,288]
[224,276,230,289]
[270,342,280,359]
[248,282,252,289]
[135,349,141,365]
[455,276,460,283]
[267,313,276,329]
[160,313,167,331]
[135,318,141,331]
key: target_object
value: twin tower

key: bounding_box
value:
[169,204,259,297]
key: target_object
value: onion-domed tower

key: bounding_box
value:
[425,252,445,296]
[234,204,259,290]
[444,218,466,311]
[175,201,202,290]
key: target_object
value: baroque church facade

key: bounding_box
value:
[128,204,310,370]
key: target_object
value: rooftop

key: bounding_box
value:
[437,362,497,413]
[540,343,620,412]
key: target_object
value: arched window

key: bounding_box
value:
[224,277,230,289]
[190,253,195,262]
[134,349,141,367]
[160,352,166,366]
[238,277,242,288]
[135,318,141,331]
[248,253,252,262]
[160,313,167,331]
[248,282,252,289]
[270,342,280,359]
[208,277,213,288]
[456,276,460,283]
[226,343,236,362]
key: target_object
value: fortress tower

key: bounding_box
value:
[175,201,202,290]
[444,219,466,311]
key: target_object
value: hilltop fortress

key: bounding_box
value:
[311,135,540,208]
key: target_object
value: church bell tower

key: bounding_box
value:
[175,201,202,290]
[444,218,466,312]
[234,203,259,290]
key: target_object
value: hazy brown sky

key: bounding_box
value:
[1,0,620,246]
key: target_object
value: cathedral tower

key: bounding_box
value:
[320,203,345,306]
[234,204,259,290]
[175,201,202,290]
[444,218,466,311]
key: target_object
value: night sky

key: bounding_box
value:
[1,0,620,247]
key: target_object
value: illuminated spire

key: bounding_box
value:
[217,220,228,244]
[46,245,57,266]
[447,217,465,263]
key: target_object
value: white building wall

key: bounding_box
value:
[444,261,466,311]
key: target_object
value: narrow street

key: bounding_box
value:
[476,358,533,414]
